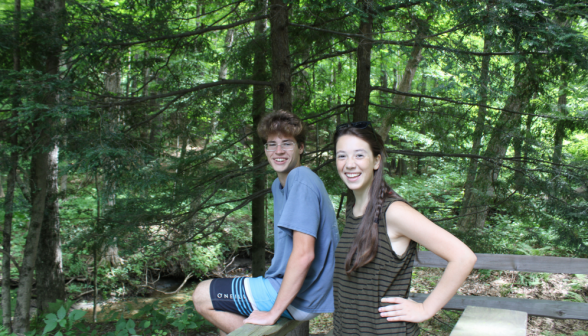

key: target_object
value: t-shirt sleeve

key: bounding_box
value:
[278,181,320,238]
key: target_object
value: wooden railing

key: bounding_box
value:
[411,251,588,320]
[230,252,588,335]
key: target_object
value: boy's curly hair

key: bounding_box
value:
[257,110,306,147]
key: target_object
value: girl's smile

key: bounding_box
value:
[335,135,381,195]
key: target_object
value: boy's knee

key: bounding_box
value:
[192,280,213,314]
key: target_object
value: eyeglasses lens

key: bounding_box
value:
[264,142,295,151]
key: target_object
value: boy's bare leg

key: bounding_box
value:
[192,280,246,335]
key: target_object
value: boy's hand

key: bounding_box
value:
[244,310,280,326]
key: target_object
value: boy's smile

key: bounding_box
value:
[265,133,304,185]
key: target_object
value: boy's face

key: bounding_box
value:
[265,133,304,177]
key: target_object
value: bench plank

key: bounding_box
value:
[410,293,588,320]
[228,319,304,336]
[415,251,588,274]
[449,306,527,336]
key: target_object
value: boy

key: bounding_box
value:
[192,110,339,335]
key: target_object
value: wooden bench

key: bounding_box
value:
[449,306,527,336]
[228,320,308,336]
[230,252,588,335]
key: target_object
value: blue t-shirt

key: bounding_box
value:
[265,166,340,313]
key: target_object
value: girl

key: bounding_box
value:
[332,122,476,335]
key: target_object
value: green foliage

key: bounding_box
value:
[565,133,588,162]
[515,243,552,256]
[41,305,87,336]
[0,325,16,336]
[129,300,211,335]
[569,274,587,291]
[29,300,212,336]
[543,332,588,336]
[106,318,138,336]
[516,272,548,287]
[563,291,586,303]
[169,302,209,333]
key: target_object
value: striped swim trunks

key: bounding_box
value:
[209,276,295,319]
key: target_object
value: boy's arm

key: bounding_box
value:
[244,231,315,325]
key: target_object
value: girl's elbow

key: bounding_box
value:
[465,252,477,269]
[452,250,476,269]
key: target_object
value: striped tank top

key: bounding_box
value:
[333,197,419,335]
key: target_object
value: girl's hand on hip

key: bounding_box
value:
[379,297,432,323]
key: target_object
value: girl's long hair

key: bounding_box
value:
[334,125,404,274]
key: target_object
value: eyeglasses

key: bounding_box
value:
[264,141,297,151]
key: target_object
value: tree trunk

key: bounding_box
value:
[251,0,268,278]
[512,119,524,190]
[2,117,18,330]
[395,158,407,177]
[35,144,65,315]
[141,54,151,142]
[269,0,291,111]
[103,54,123,269]
[103,189,122,267]
[552,76,568,173]
[13,0,65,332]
[353,1,373,122]
[458,69,535,230]
[459,37,491,221]
[13,0,20,74]
[4,7,22,328]
[212,29,235,133]
[377,40,424,142]
[13,140,50,334]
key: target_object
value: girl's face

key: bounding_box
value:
[335,135,381,194]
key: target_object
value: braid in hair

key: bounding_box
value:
[373,180,390,225]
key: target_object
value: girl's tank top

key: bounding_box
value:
[333,197,419,335]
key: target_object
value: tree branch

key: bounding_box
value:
[380,1,423,11]
[301,104,351,122]
[97,79,271,106]
[371,86,588,121]
[108,15,268,47]
[386,149,587,171]
[138,273,193,295]
[292,49,356,70]
[174,0,246,21]
[123,94,186,132]
[289,23,546,56]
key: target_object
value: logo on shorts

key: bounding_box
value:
[216,293,243,299]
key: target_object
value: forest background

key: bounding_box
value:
[0,0,587,334]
